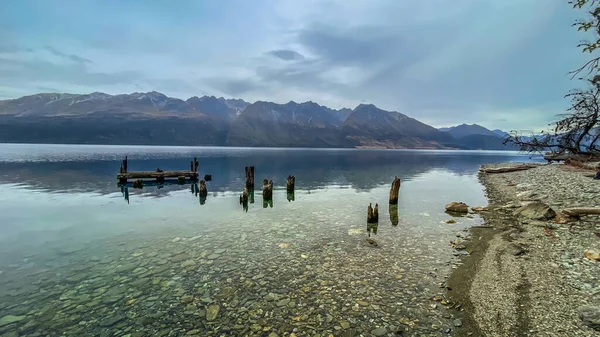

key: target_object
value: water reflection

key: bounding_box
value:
[287,190,295,202]
[0,145,543,197]
[0,145,543,336]
[389,204,399,226]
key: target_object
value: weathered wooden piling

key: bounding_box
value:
[389,204,399,226]
[367,203,379,223]
[123,156,128,172]
[262,179,273,200]
[287,191,295,202]
[240,187,249,204]
[389,176,401,204]
[249,189,255,204]
[367,222,378,236]
[204,174,212,182]
[245,166,255,190]
[199,180,207,197]
[263,199,273,208]
[132,179,143,189]
[194,157,199,172]
[286,175,295,192]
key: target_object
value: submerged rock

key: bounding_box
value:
[578,305,600,330]
[0,315,26,327]
[445,202,469,214]
[514,202,556,220]
[371,327,387,336]
[206,304,220,321]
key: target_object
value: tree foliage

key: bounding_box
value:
[505,0,600,156]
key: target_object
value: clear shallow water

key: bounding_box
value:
[0,144,541,337]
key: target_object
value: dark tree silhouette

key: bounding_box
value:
[506,0,600,157]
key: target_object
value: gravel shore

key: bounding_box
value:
[449,162,600,337]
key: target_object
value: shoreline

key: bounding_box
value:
[448,162,600,336]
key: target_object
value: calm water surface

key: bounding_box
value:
[0,144,541,337]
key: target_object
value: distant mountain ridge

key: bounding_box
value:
[437,123,519,150]
[0,91,517,150]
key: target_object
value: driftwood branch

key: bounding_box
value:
[562,207,600,218]
[479,164,539,174]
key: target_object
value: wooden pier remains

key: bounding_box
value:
[117,156,200,184]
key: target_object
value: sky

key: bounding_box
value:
[0,0,595,132]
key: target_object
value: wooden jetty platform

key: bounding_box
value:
[116,156,199,184]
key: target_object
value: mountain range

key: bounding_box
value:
[0,91,519,150]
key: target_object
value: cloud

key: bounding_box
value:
[44,46,92,64]
[266,49,305,61]
[0,45,33,53]
[0,0,594,130]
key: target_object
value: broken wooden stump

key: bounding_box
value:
[123,156,128,172]
[249,189,255,204]
[367,222,378,236]
[194,157,199,172]
[389,176,401,204]
[263,198,273,208]
[262,179,273,200]
[245,166,255,190]
[286,175,295,192]
[389,204,399,226]
[240,187,249,202]
[367,203,379,223]
[199,180,208,197]
[287,191,295,202]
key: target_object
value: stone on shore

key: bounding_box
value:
[445,202,469,213]
[578,305,600,330]
[513,202,556,220]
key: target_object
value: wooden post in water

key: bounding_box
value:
[190,160,194,172]
[204,174,212,182]
[389,176,401,204]
[389,204,399,226]
[245,166,255,190]
[249,189,255,204]
[199,180,208,197]
[262,179,273,200]
[286,175,295,192]
[194,157,199,172]
[240,187,249,212]
[367,203,379,223]
[240,187,249,204]
[123,156,128,173]
[198,180,208,205]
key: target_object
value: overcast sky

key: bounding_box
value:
[0,0,594,131]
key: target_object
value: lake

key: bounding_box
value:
[0,144,541,337]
